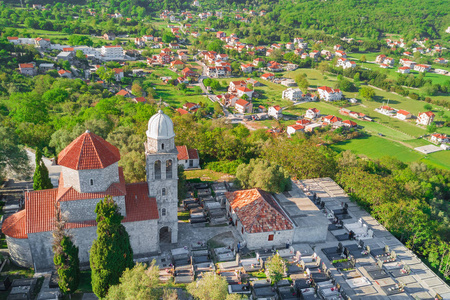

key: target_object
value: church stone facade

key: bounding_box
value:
[2,110,178,272]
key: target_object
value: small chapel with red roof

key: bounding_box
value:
[2,110,179,271]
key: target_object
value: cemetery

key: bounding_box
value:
[1,175,450,299]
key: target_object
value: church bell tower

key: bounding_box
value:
[145,110,178,244]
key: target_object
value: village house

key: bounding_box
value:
[100,45,124,60]
[430,133,449,144]
[225,189,295,250]
[399,58,416,68]
[417,111,435,126]
[334,44,343,51]
[113,68,124,81]
[182,68,196,78]
[156,53,171,65]
[177,145,200,169]
[414,64,431,73]
[309,50,320,60]
[323,115,343,124]
[39,63,54,73]
[228,80,254,99]
[235,99,253,114]
[176,108,190,116]
[35,37,51,49]
[398,66,411,74]
[58,69,72,78]
[240,63,253,73]
[282,88,303,102]
[268,105,283,119]
[343,120,357,128]
[336,58,356,69]
[318,86,343,101]
[287,124,305,136]
[305,108,320,119]
[116,89,132,97]
[170,60,185,69]
[169,43,180,49]
[133,97,146,104]
[253,57,265,67]
[376,54,386,64]
[267,61,283,72]
[384,57,395,66]
[434,58,448,64]
[183,102,200,112]
[217,93,239,107]
[335,50,347,58]
[19,63,37,76]
[246,78,261,87]
[260,73,274,81]
[103,33,116,40]
[396,109,412,120]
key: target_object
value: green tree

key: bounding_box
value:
[105,262,161,300]
[298,78,309,92]
[359,86,375,101]
[33,148,53,191]
[265,253,286,284]
[0,127,29,181]
[236,158,291,193]
[96,67,115,84]
[90,196,134,299]
[76,50,86,60]
[187,273,228,300]
[427,122,437,133]
[360,55,367,62]
[424,104,432,111]
[53,208,80,296]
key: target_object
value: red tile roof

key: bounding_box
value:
[176,145,199,160]
[343,120,357,127]
[57,131,120,170]
[116,89,129,96]
[420,111,435,118]
[134,97,146,103]
[235,99,249,106]
[226,189,293,233]
[288,124,305,130]
[2,209,27,239]
[123,183,159,221]
[176,108,190,115]
[236,86,253,92]
[19,63,34,69]
[273,105,282,111]
[397,109,410,116]
[7,36,18,40]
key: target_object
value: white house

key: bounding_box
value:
[396,109,412,120]
[282,88,303,102]
[317,86,343,101]
[414,64,431,73]
[100,45,124,60]
[398,66,411,74]
[268,105,283,119]
[113,68,124,81]
[431,133,449,144]
[177,145,200,169]
[236,86,254,99]
[240,64,253,73]
[336,58,356,69]
[58,69,72,78]
[287,124,305,136]
[416,111,435,126]
[235,99,252,114]
[305,108,320,119]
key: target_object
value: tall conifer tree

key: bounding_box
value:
[90,196,134,298]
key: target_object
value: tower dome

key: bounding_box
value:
[146,110,175,140]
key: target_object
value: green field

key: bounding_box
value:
[331,135,450,169]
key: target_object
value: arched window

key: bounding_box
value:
[154,160,161,180]
[162,188,166,196]
[161,143,164,150]
[161,208,167,216]
[90,179,94,186]
[166,160,173,179]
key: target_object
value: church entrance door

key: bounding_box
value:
[160,226,171,243]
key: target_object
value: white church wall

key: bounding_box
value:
[60,195,126,222]
[125,219,159,254]
[6,236,33,268]
[61,163,120,193]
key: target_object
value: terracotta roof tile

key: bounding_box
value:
[57,131,120,170]
[123,183,159,221]
[226,189,293,233]
[187,148,199,160]
[2,210,27,239]
[176,145,189,160]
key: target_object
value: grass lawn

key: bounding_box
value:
[421,150,450,170]
[185,169,234,181]
[331,135,424,163]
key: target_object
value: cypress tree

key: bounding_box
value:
[52,207,80,296]
[90,196,134,298]
[33,148,53,190]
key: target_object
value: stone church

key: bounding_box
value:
[2,110,179,272]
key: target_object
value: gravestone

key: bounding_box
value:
[337,243,343,254]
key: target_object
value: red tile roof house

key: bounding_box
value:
[2,110,180,271]
[225,189,294,249]
[176,145,200,169]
